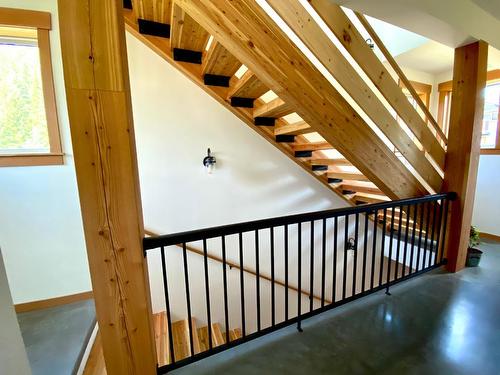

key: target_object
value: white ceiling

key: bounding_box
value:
[393,41,454,75]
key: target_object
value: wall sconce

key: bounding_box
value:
[347,237,356,251]
[203,148,216,174]
[366,38,375,49]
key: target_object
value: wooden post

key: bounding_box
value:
[58,1,156,373]
[443,40,488,272]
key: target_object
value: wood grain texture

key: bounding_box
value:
[309,0,445,169]
[268,0,442,192]
[253,97,294,118]
[202,42,241,76]
[171,2,209,52]
[58,1,157,374]
[355,12,447,145]
[176,0,428,199]
[0,7,51,29]
[132,0,172,23]
[443,41,488,272]
[228,70,268,99]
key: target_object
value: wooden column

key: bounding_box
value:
[58,1,156,373]
[443,40,488,272]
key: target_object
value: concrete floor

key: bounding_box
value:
[172,240,500,375]
[17,299,96,375]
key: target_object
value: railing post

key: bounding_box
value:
[57,0,157,373]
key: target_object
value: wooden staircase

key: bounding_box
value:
[84,312,243,374]
[123,0,448,206]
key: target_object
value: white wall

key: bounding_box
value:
[0,0,90,304]
[0,250,31,375]
[473,156,500,236]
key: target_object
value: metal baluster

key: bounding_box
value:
[422,201,432,270]
[434,199,445,265]
[386,207,395,293]
[285,225,289,321]
[394,206,403,280]
[221,237,230,344]
[332,217,338,303]
[353,213,359,297]
[440,198,450,263]
[255,230,261,331]
[370,209,378,290]
[321,218,326,308]
[379,209,387,287]
[409,203,418,274]
[402,204,411,277]
[429,201,438,267]
[342,215,349,300]
[160,246,175,363]
[309,221,314,312]
[362,212,369,293]
[202,239,213,350]
[182,243,194,356]
[238,233,246,337]
[416,203,425,272]
[270,227,275,327]
[297,222,303,332]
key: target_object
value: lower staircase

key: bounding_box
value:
[83,312,243,374]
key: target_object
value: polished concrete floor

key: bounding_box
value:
[172,240,500,375]
[17,299,96,375]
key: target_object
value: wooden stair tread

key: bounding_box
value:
[352,192,390,204]
[253,97,294,118]
[228,71,268,99]
[153,311,170,366]
[171,318,200,362]
[327,172,369,182]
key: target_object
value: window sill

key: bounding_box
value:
[0,153,64,167]
[480,148,500,155]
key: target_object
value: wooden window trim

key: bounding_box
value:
[438,69,500,152]
[0,7,63,167]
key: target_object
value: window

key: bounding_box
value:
[0,8,62,167]
[438,70,500,154]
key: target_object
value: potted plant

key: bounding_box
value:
[466,226,483,267]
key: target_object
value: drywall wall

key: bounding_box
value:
[0,250,31,375]
[473,156,500,236]
[0,0,90,304]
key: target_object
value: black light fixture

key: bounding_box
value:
[203,148,216,174]
[366,38,375,49]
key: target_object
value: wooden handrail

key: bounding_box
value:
[354,12,448,145]
[145,229,331,304]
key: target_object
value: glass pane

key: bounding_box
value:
[0,39,49,153]
[481,83,500,149]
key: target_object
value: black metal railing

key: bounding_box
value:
[143,193,455,373]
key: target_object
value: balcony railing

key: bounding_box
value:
[143,192,455,373]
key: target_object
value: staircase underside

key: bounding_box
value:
[124,0,447,205]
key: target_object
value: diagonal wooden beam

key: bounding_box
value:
[268,0,442,192]
[354,12,448,145]
[309,0,445,169]
[176,0,428,199]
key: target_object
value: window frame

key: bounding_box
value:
[0,7,63,167]
[438,70,500,155]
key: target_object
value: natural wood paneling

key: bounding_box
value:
[176,0,427,199]
[58,1,157,373]
[227,70,268,99]
[253,97,294,118]
[309,0,445,169]
[171,2,209,51]
[443,41,488,272]
[131,0,173,23]
[274,121,312,136]
[268,0,442,192]
[292,142,332,152]
[201,42,241,76]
